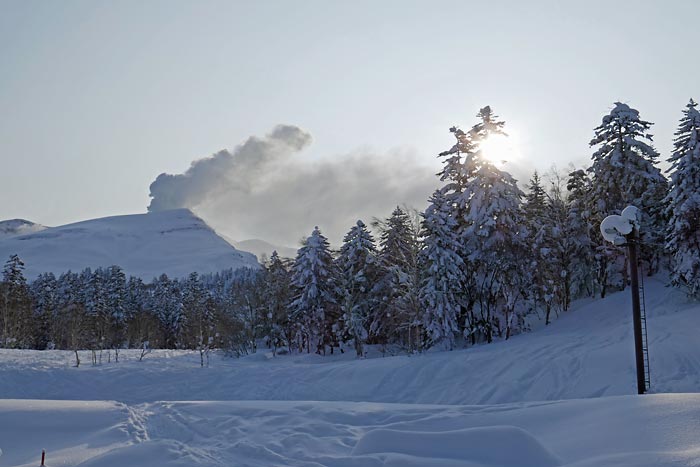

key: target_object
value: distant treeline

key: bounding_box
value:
[1,102,699,364]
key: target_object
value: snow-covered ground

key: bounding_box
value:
[1,276,699,466]
[0,209,259,279]
[3,395,699,467]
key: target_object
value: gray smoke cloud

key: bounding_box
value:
[148,125,313,212]
[148,125,438,247]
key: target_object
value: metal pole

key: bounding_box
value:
[627,229,646,394]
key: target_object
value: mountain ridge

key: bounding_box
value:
[0,219,48,240]
[0,209,259,279]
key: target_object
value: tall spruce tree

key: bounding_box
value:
[371,207,422,351]
[666,99,700,297]
[55,271,88,366]
[337,220,378,357]
[181,272,214,366]
[125,276,157,349]
[106,265,127,360]
[1,255,32,348]
[262,251,293,355]
[588,103,667,292]
[31,272,58,349]
[419,189,464,349]
[454,108,527,341]
[566,169,596,298]
[152,274,182,348]
[289,227,341,354]
[436,106,527,343]
[523,172,550,318]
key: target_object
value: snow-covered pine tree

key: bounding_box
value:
[523,171,550,317]
[262,251,293,355]
[588,103,668,291]
[566,169,596,299]
[55,271,88,366]
[105,265,126,361]
[448,107,527,342]
[85,267,111,363]
[289,226,341,355]
[419,189,464,349]
[152,274,182,348]
[0,255,32,348]
[337,220,379,357]
[223,268,265,356]
[524,171,547,222]
[124,276,158,350]
[181,272,214,366]
[371,207,423,351]
[30,272,58,349]
[530,169,590,323]
[666,99,700,297]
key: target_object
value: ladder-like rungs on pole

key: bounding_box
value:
[639,264,651,389]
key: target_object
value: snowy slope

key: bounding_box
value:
[1,276,700,466]
[1,276,696,405]
[232,238,298,261]
[0,219,47,240]
[0,209,259,279]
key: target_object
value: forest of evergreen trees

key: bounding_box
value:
[1,101,699,362]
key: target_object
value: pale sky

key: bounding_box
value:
[1,0,698,245]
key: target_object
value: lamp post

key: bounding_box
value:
[600,206,647,395]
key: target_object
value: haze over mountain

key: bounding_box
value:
[0,219,48,240]
[230,239,298,262]
[0,209,259,280]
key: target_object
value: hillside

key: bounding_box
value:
[0,275,697,405]
[0,276,699,466]
[0,209,259,279]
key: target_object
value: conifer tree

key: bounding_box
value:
[106,265,127,360]
[125,276,158,349]
[152,274,182,348]
[523,171,550,315]
[30,272,58,349]
[666,99,700,297]
[566,169,596,298]
[436,106,527,342]
[181,272,214,366]
[85,268,110,363]
[0,255,32,348]
[588,103,668,288]
[337,220,378,357]
[371,207,422,350]
[262,251,293,355]
[419,189,464,349]
[457,108,526,341]
[55,271,88,366]
[289,227,341,354]
[524,171,547,222]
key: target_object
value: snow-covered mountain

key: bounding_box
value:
[0,219,48,240]
[0,209,259,279]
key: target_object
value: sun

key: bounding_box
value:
[479,133,521,166]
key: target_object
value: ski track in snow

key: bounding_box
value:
[2,276,700,466]
[3,396,700,466]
